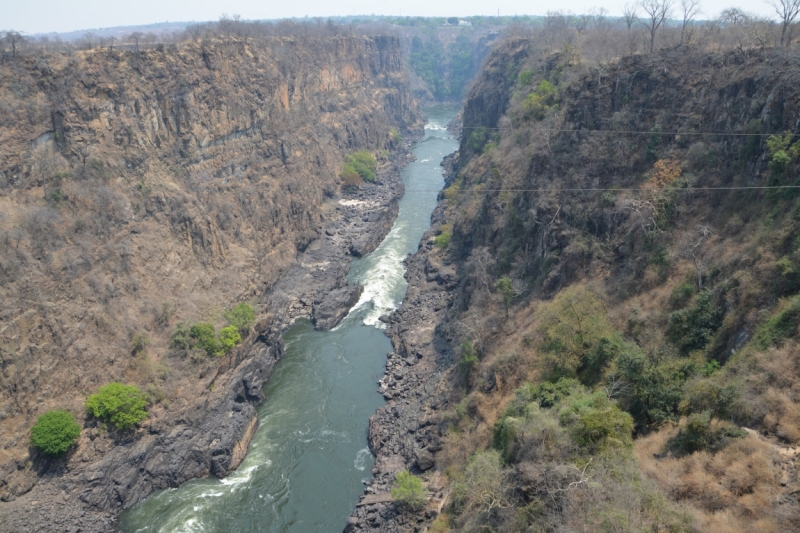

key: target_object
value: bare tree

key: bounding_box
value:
[575,13,592,33]
[84,31,95,50]
[592,7,611,31]
[623,3,639,31]
[680,0,702,43]
[107,36,116,51]
[129,32,143,52]
[2,30,26,57]
[720,9,777,55]
[680,226,714,290]
[640,0,674,52]
[769,0,800,46]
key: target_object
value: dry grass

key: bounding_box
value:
[635,425,794,531]
[739,344,800,443]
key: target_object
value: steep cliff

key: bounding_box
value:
[353,42,800,532]
[0,33,421,529]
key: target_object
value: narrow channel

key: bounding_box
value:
[118,105,459,533]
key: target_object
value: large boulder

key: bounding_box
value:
[311,285,363,330]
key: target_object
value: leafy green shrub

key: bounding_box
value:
[466,126,489,153]
[86,383,148,430]
[536,285,613,379]
[219,325,242,353]
[679,377,741,419]
[341,151,377,182]
[390,128,403,143]
[392,470,426,510]
[30,410,81,456]
[495,276,513,315]
[614,345,690,429]
[518,69,534,87]
[522,80,558,121]
[434,223,452,248]
[559,391,633,452]
[506,377,581,412]
[668,412,747,456]
[666,289,724,354]
[170,322,190,351]
[459,340,478,370]
[224,302,255,334]
[190,322,222,357]
[752,295,800,349]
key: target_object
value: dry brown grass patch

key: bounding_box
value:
[635,426,789,530]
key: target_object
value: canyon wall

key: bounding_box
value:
[0,33,421,529]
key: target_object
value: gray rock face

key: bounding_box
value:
[349,204,399,257]
[415,449,435,471]
[312,285,364,330]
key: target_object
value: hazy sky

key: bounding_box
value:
[3,0,778,35]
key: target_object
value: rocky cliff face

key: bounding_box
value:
[349,43,800,532]
[0,34,421,529]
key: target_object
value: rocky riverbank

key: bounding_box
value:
[345,148,462,532]
[0,126,424,533]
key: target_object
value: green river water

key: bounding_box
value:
[119,105,459,533]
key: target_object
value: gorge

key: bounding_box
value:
[5,12,800,533]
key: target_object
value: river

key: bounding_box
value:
[119,105,459,533]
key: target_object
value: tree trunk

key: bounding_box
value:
[694,257,703,290]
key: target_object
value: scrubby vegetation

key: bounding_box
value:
[30,410,81,456]
[86,383,148,430]
[423,20,800,533]
[391,470,427,510]
[340,151,377,186]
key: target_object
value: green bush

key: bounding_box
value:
[391,470,426,510]
[614,345,690,429]
[668,412,747,455]
[559,391,633,452]
[224,302,255,334]
[679,377,741,419]
[434,224,452,248]
[466,126,489,153]
[30,410,81,456]
[536,285,613,379]
[506,377,581,413]
[522,80,558,121]
[219,325,242,353]
[459,340,478,370]
[666,289,724,354]
[495,276,513,315]
[341,151,377,182]
[518,69,534,87]
[170,322,190,351]
[752,295,800,349]
[86,383,148,430]
[190,322,222,357]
